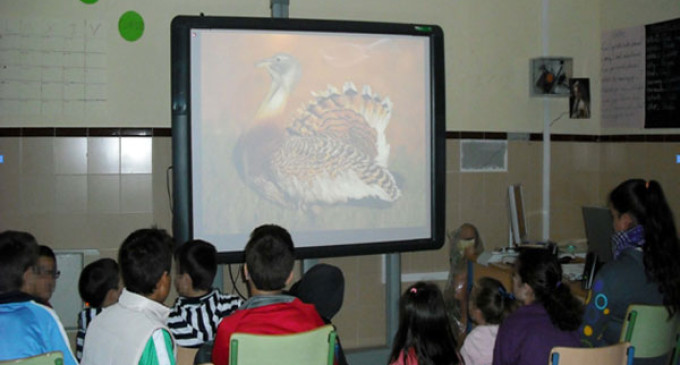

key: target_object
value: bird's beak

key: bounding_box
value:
[256,58,272,69]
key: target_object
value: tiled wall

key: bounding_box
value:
[0,130,679,349]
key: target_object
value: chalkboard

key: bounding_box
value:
[645,18,680,128]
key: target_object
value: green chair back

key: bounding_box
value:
[619,304,680,361]
[0,351,63,365]
[229,324,336,365]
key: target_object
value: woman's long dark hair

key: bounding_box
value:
[609,178,680,316]
[388,282,459,365]
[516,249,583,331]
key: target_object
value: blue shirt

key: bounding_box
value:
[0,291,78,365]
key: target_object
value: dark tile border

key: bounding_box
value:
[0,128,679,142]
[0,128,173,137]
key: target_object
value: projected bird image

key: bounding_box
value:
[233,52,402,211]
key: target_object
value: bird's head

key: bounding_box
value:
[257,53,302,94]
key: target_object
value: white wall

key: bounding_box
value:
[0,0,614,135]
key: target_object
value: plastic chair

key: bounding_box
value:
[229,324,336,365]
[0,351,63,365]
[176,346,198,365]
[549,342,634,365]
[619,304,680,364]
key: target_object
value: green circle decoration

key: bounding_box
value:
[118,11,144,42]
[80,0,98,4]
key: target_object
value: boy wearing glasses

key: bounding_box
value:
[0,230,77,364]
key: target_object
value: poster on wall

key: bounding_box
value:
[530,57,573,97]
[601,26,645,128]
[569,78,591,119]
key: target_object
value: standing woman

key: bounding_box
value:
[492,248,583,365]
[580,180,680,353]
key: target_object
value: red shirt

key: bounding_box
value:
[212,297,324,365]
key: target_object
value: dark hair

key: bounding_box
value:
[388,282,459,365]
[516,248,583,331]
[39,245,56,260]
[473,277,519,325]
[0,231,39,293]
[609,179,680,315]
[118,228,173,295]
[245,224,295,291]
[175,240,217,291]
[78,258,120,308]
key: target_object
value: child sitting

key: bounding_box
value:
[0,230,77,364]
[388,281,460,365]
[75,258,122,362]
[211,224,325,365]
[461,277,518,365]
[168,239,242,347]
[492,248,583,365]
[81,228,175,365]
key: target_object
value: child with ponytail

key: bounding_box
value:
[579,179,680,362]
[461,277,518,365]
[492,248,583,365]
[388,282,460,365]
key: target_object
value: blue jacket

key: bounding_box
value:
[0,291,77,365]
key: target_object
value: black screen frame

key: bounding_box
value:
[171,15,446,263]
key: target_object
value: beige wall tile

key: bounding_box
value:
[120,174,153,213]
[20,175,56,214]
[55,175,87,214]
[0,138,20,175]
[121,137,152,174]
[0,173,21,215]
[54,137,87,175]
[88,137,120,174]
[51,214,90,249]
[22,137,54,175]
[88,175,121,214]
[446,140,460,172]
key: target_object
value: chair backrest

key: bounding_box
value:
[176,346,199,365]
[549,342,634,365]
[229,324,336,365]
[619,304,680,360]
[0,351,64,365]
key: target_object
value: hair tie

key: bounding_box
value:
[498,286,515,301]
[410,287,417,294]
[645,181,650,189]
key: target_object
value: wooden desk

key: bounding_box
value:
[472,262,587,300]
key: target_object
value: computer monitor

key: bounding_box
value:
[582,206,614,264]
[508,184,528,246]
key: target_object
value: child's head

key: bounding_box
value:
[174,240,217,296]
[0,231,39,294]
[513,248,583,331]
[469,277,518,325]
[244,224,295,292]
[32,245,58,303]
[78,258,121,308]
[118,228,173,302]
[390,281,458,365]
[513,248,561,304]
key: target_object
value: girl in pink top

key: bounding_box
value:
[461,278,519,365]
[387,282,460,365]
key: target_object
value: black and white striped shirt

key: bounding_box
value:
[167,289,243,348]
[76,306,103,362]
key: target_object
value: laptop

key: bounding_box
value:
[582,206,614,264]
[580,206,614,289]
